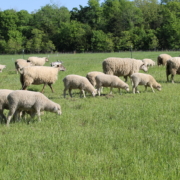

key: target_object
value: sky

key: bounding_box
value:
[0,0,103,13]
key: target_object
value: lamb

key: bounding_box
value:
[0,89,14,122]
[0,64,6,72]
[50,60,62,67]
[15,59,33,74]
[6,90,62,126]
[27,57,49,66]
[157,54,172,66]
[86,71,105,87]
[130,73,161,93]
[142,59,156,67]
[63,74,97,98]
[95,74,129,96]
[102,57,148,82]
[166,57,180,83]
[20,64,66,93]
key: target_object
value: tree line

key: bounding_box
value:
[0,0,180,54]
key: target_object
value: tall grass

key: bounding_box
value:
[0,51,180,179]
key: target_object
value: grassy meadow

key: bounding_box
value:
[0,51,180,179]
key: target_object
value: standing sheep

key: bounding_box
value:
[102,57,148,82]
[86,71,105,87]
[0,64,6,72]
[20,64,66,93]
[157,54,172,66]
[142,59,156,67]
[15,59,33,74]
[0,89,14,122]
[130,73,161,93]
[166,57,180,83]
[6,90,62,126]
[95,74,129,96]
[63,74,97,98]
[27,57,49,66]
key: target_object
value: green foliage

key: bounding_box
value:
[1,52,180,179]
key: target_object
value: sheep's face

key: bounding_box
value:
[45,58,49,62]
[124,86,129,92]
[156,84,161,91]
[53,104,62,115]
[141,64,148,72]
[92,89,97,97]
[57,64,66,71]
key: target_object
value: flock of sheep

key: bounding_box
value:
[0,53,178,126]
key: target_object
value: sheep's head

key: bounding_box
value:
[156,84,161,91]
[92,89,97,97]
[124,86,129,92]
[53,104,62,115]
[57,64,66,71]
[140,63,148,72]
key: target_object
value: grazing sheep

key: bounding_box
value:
[15,59,33,74]
[166,57,180,83]
[63,74,97,98]
[157,54,172,66]
[50,60,62,67]
[130,73,161,93]
[142,59,156,67]
[0,64,6,72]
[27,57,49,66]
[0,89,14,122]
[102,57,148,82]
[95,74,129,96]
[86,71,104,87]
[6,90,62,126]
[20,64,66,93]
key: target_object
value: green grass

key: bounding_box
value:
[0,51,180,179]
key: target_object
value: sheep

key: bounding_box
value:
[95,74,129,96]
[142,59,156,67]
[15,59,33,74]
[6,90,62,126]
[0,64,6,72]
[157,54,172,66]
[63,74,97,98]
[130,73,161,93]
[86,71,105,87]
[166,57,180,83]
[50,60,62,67]
[20,64,66,93]
[27,57,49,66]
[0,89,14,122]
[102,57,148,82]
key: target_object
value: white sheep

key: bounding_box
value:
[157,54,172,66]
[50,60,62,67]
[166,57,180,83]
[130,73,161,93]
[95,74,129,96]
[86,71,104,87]
[20,64,66,93]
[0,64,6,72]
[27,57,49,66]
[102,57,148,82]
[15,59,33,74]
[142,59,156,67]
[6,90,62,126]
[0,89,14,122]
[63,74,97,98]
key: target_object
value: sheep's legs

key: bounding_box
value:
[7,108,16,126]
[109,87,113,94]
[150,85,155,93]
[69,89,73,97]
[97,87,101,96]
[80,90,86,98]
[63,88,67,98]
[171,75,174,83]
[48,83,54,93]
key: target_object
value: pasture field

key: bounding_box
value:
[0,51,180,179]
